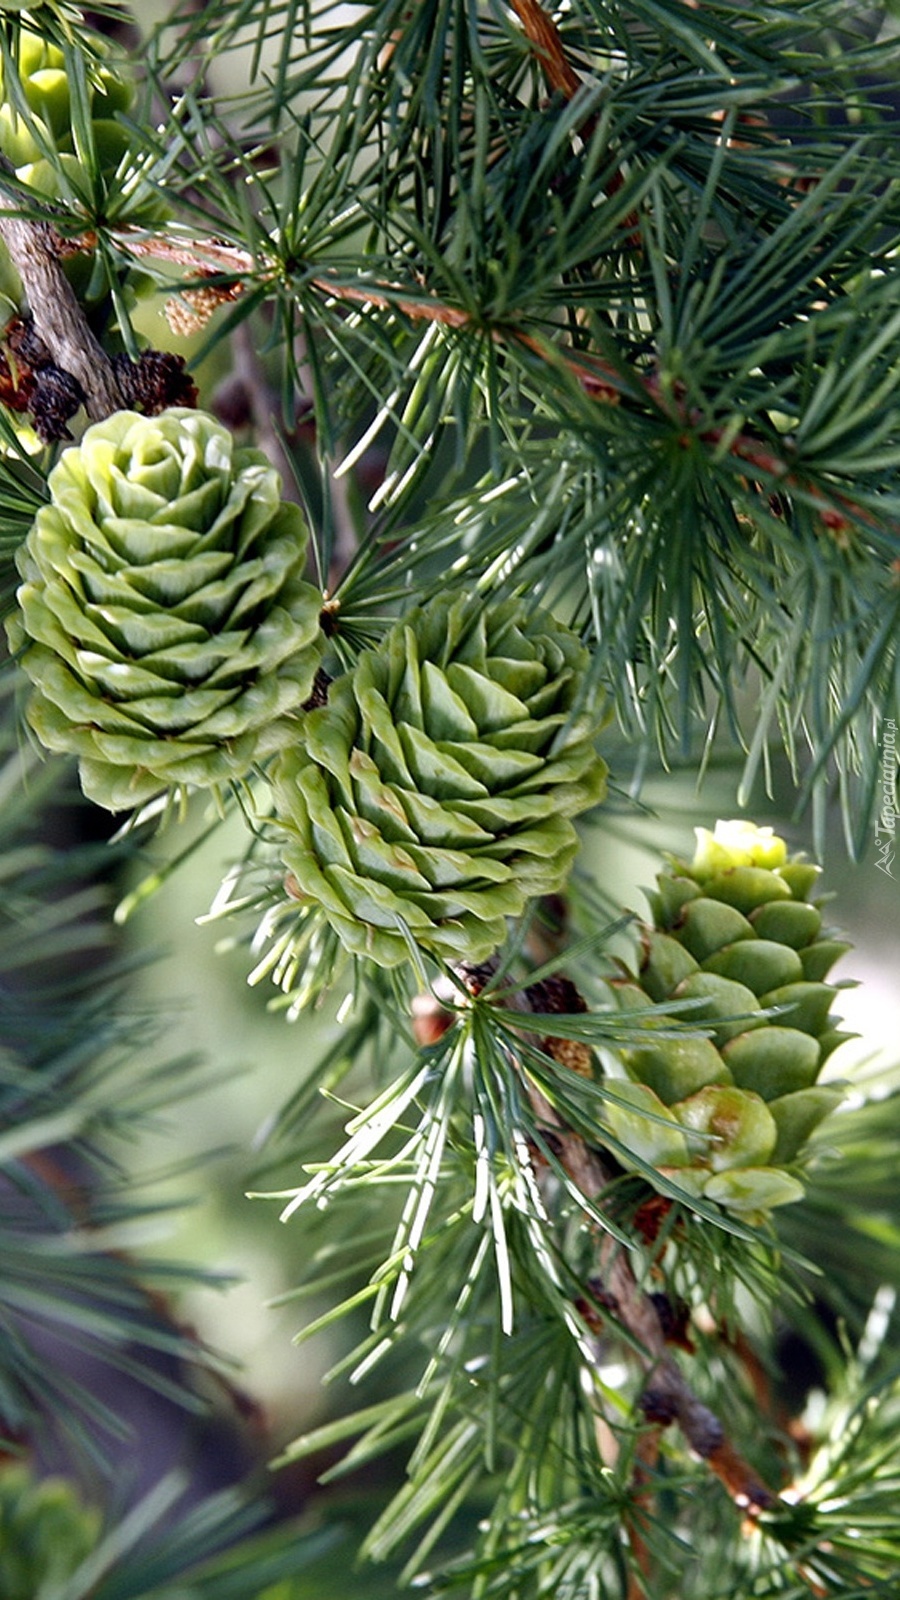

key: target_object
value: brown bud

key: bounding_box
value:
[542,1033,594,1078]
[112,350,198,414]
[639,1386,679,1427]
[411,993,455,1047]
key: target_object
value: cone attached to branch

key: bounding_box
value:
[0,29,133,175]
[272,591,607,966]
[7,408,323,810]
[603,821,851,1217]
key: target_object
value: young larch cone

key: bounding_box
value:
[602,821,851,1217]
[271,592,607,966]
[6,409,323,809]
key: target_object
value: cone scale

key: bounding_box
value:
[603,821,851,1217]
[272,591,607,967]
[6,409,324,809]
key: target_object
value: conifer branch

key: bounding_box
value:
[4,3,900,1592]
[104,227,891,540]
[458,960,782,1522]
[0,200,126,419]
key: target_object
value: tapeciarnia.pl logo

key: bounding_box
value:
[874,718,897,879]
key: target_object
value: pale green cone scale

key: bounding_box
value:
[702,866,792,914]
[671,971,765,1046]
[603,821,851,1218]
[675,899,756,963]
[674,1086,777,1171]
[600,1083,690,1168]
[639,929,700,1001]
[799,939,854,982]
[6,410,323,810]
[769,1086,845,1164]
[722,1026,821,1099]
[621,1034,729,1106]
[272,591,607,967]
[703,1168,805,1213]
[703,939,805,995]
[750,900,823,947]
[757,981,837,1037]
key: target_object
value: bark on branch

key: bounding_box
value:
[0,203,126,420]
[456,959,781,1519]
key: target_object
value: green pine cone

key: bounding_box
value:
[0,31,162,314]
[0,1465,100,1600]
[272,592,607,966]
[6,408,323,810]
[0,30,133,175]
[603,821,850,1217]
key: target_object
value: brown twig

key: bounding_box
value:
[99,227,886,540]
[0,207,126,419]
[507,0,636,226]
[508,0,584,103]
[553,1105,779,1512]
[459,959,781,1523]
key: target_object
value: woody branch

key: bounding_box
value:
[0,181,126,419]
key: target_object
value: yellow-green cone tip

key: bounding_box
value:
[604,820,851,1220]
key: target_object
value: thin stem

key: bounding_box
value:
[459,958,781,1521]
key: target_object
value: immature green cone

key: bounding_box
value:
[0,32,161,315]
[6,409,323,810]
[0,30,133,174]
[603,821,850,1217]
[273,592,607,966]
